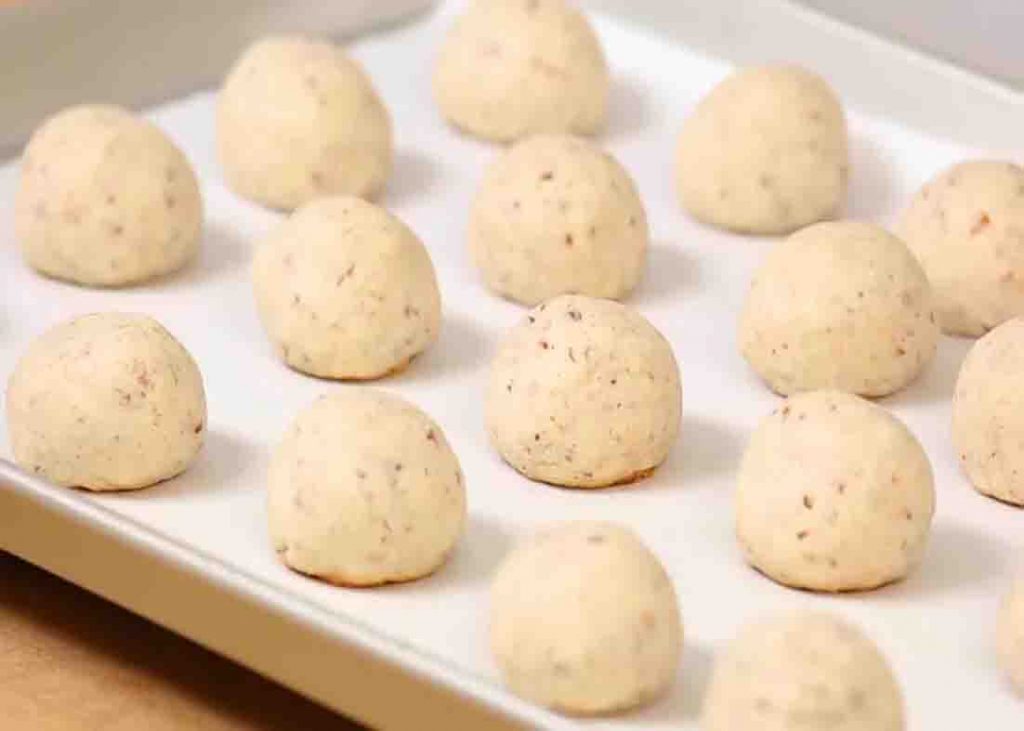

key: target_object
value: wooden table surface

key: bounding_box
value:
[0,552,363,730]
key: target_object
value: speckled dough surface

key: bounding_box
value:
[997,582,1024,695]
[702,612,905,731]
[217,36,392,210]
[469,135,648,305]
[675,65,848,234]
[15,105,202,286]
[5,313,206,491]
[739,221,939,397]
[252,196,441,380]
[952,317,1024,506]
[268,389,466,587]
[433,0,608,142]
[736,391,934,592]
[490,522,681,715]
[485,295,681,488]
[897,160,1024,336]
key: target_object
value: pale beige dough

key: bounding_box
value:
[736,391,934,592]
[5,313,206,491]
[702,612,905,731]
[739,221,938,397]
[433,0,608,143]
[485,295,681,488]
[952,317,1024,506]
[252,196,441,380]
[469,135,648,305]
[15,105,202,286]
[218,35,392,210]
[897,160,1024,336]
[490,522,681,715]
[676,65,848,234]
[268,389,466,586]
[997,581,1024,695]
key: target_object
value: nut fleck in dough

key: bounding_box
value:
[218,36,392,210]
[486,295,681,488]
[252,196,441,380]
[268,389,466,586]
[897,160,1024,336]
[433,0,608,143]
[739,221,938,397]
[469,135,648,305]
[15,105,202,286]
[702,612,905,731]
[736,391,934,592]
[676,65,848,234]
[952,317,1024,506]
[490,522,681,715]
[5,314,206,491]
[997,581,1024,695]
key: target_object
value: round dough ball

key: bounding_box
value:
[217,35,392,210]
[433,0,608,143]
[897,160,1024,336]
[702,612,904,731]
[252,196,441,380]
[469,135,648,305]
[485,295,681,487]
[490,522,681,714]
[5,313,206,491]
[739,221,938,397]
[268,389,466,586]
[736,390,934,592]
[952,317,1024,506]
[997,581,1024,695]
[14,105,202,286]
[676,65,848,234]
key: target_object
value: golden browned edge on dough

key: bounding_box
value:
[274,547,452,589]
[281,353,417,382]
[746,561,906,594]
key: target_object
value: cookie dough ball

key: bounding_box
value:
[897,160,1024,336]
[5,313,206,491]
[736,391,934,592]
[485,295,681,487]
[433,0,608,142]
[252,196,441,380]
[469,135,648,305]
[739,221,938,397]
[490,522,681,714]
[268,389,466,586]
[997,581,1024,695]
[676,65,848,234]
[952,317,1024,506]
[218,36,392,210]
[703,612,904,731]
[14,105,202,286]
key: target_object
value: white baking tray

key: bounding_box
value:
[2,1,1023,728]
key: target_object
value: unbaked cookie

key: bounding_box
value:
[15,105,202,286]
[736,390,934,592]
[997,581,1024,695]
[485,295,681,488]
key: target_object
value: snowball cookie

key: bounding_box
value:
[268,389,466,586]
[703,612,904,731]
[676,65,848,234]
[952,317,1024,506]
[897,160,1024,336]
[469,135,648,305]
[736,391,934,592]
[997,581,1024,695]
[217,36,392,210]
[15,105,202,286]
[485,295,681,487]
[5,314,206,491]
[433,0,608,142]
[739,221,939,397]
[252,196,441,380]
[490,522,681,714]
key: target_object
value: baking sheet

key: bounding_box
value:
[1,1,1022,728]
